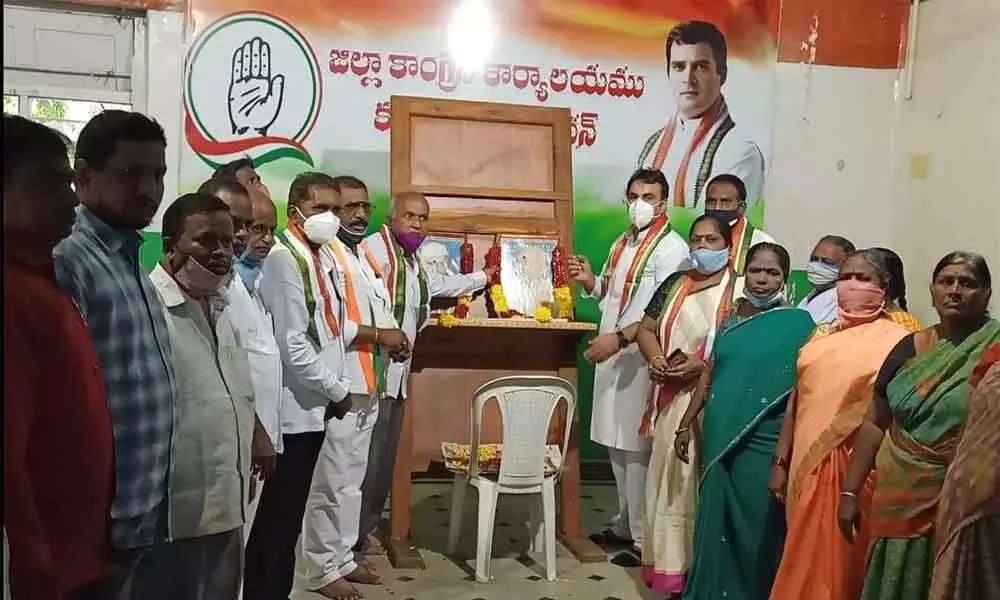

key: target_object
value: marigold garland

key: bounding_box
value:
[535,304,553,323]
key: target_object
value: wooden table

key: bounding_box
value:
[386,317,606,568]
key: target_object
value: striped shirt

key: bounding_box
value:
[54,206,176,549]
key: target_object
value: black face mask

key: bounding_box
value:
[706,209,741,226]
[337,226,366,248]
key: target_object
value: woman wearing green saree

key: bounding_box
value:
[673,242,816,600]
[840,251,999,600]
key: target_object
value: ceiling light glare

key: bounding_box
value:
[447,0,497,71]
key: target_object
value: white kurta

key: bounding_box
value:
[587,228,690,452]
[226,275,283,454]
[638,109,764,209]
[301,239,398,589]
[258,238,352,436]
[363,230,486,399]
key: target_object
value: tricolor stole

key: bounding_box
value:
[638,269,735,437]
[378,225,429,328]
[729,218,758,276]
[276,225,340,346]
[328,240,385,396]
[602,213,673,318]
[640,99,736,208]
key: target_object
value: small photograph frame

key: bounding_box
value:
[418,235,464,281]
[499,236,557,317]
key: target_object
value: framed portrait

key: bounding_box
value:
[417,235,464,281]
[499,236,557,317]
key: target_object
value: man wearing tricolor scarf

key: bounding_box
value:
[568,168,690,566]
[637,21,764,209]
[301,175,410,599]
[246,173,405,600]
[703,173,776,300]
[359,191,492,551]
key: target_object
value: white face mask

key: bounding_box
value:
[298,208,340,245]
[627,200,658,229]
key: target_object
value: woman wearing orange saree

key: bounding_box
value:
[839,251,998,600]
[930,341,1000,599]
[768,249,909,600]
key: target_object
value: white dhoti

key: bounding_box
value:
[300,395,378,589]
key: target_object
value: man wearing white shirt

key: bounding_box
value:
[567,169,690,567]
[358,191,493,551]
[637,21,765,209]
[702,174,776,300]
[301,175,410,599]
[243,172,356,600]
[798,235,855,324]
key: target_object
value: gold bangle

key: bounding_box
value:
[675,426,690,435]
[840,491,858,499]
[650,355,665,363]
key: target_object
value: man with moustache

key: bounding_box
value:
[3,115,113,600]
[198,176,280,530]
[148,192,257,596]
[357,191,493,552]
[300,174,410,599]
[637,21,765,209]
[53,110,179,597]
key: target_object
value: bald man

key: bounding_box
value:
[358,192,493,550]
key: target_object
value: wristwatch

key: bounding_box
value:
[615,330,629,349]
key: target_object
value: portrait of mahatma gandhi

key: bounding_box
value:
[417,237,462,279]
[500,237,556,316]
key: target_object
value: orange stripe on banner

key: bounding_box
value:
[777,0,911,68]
[329,242,377,394]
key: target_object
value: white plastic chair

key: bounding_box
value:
[446,375,577,583]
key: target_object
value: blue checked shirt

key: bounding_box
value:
[54,207,176,550]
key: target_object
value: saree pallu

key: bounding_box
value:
[930,342,1000,600]
[642,275,731,596]
[863,320,1000,600]
[769,318,908,600]
[682,307,816,600]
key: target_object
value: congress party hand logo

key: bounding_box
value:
[229,37,285,137]
[184,12,322,168]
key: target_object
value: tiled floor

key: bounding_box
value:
[292,481,659,600]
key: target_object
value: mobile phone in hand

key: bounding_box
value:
[666,349,686,368]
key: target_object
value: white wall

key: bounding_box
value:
[765,0,1000,322]
[766,63,902,261]
[136,9,185,228]
[888,0,1000,322]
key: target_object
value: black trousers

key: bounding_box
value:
[354,395,406,551]
[243,431,325,600]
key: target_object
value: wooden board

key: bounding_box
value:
[387,96,604,568]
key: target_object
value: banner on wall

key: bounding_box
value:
[173,0,780,459]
